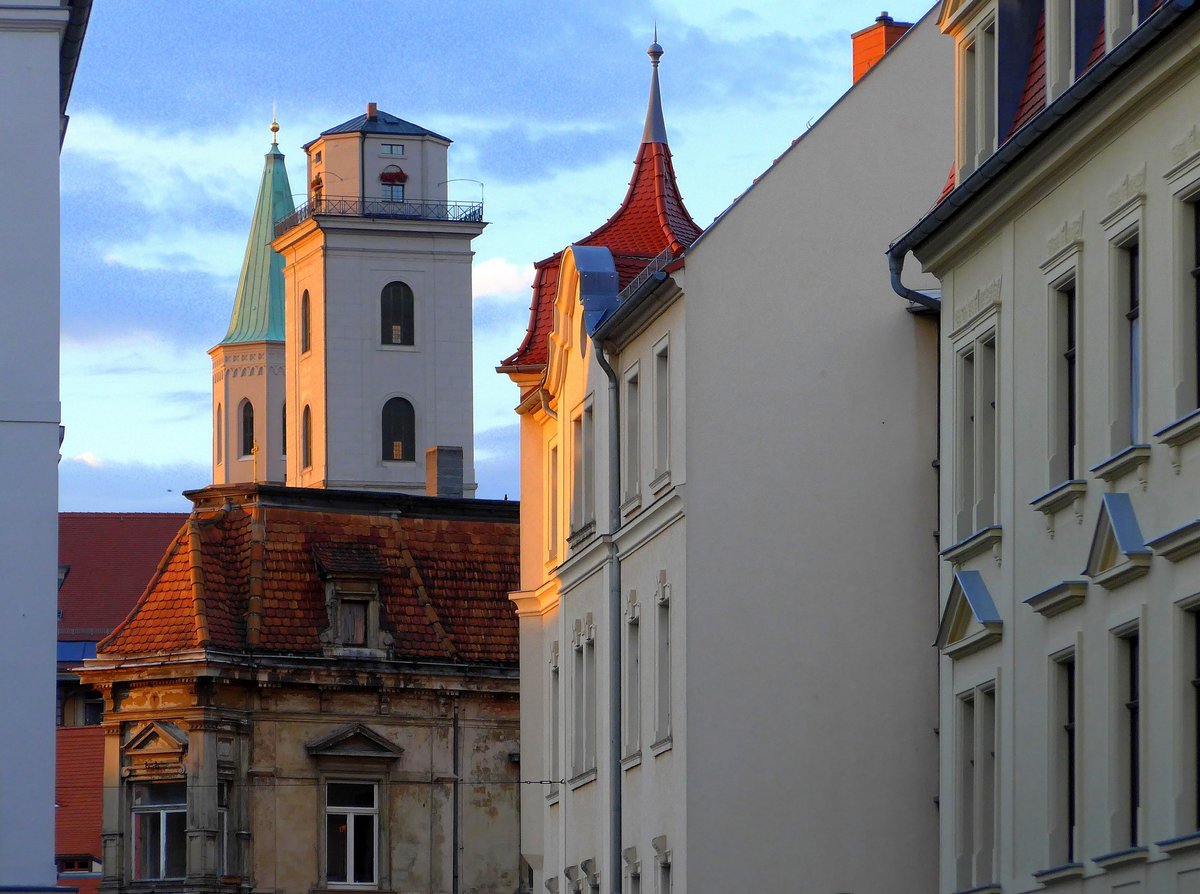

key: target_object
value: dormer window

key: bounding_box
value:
[959,15,996,178]
[313,543,393,657]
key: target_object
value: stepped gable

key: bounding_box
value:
[97,486,519,666]
[500,38,701,371]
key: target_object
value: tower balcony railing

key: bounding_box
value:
[273,195,485,238]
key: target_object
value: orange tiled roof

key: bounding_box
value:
[97,488,519,666]
[58,513,189,641]
[500,57,700,372]
[56,726,105,861]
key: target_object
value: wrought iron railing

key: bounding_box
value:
[274,195,485,237]
[618,245,678,302]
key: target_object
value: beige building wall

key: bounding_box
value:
[908,5,1200,891]
[210,341,286,484]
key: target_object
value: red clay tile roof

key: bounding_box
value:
[1007,11,1047,139]
[500,121,700,370]
[98,492,519,666]
[1085,17,1106,72]
[56,726,104,861]
[59,513,188,641]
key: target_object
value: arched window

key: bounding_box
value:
[380,281,414,346]
[240,400,254,458]
[281,403,287,457]
[300,290,311,353]
[302,406,313,469]
[380,165,406,202]
[216,406,222,464]
[381,398,415,462]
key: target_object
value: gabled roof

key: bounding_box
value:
[499,41,701,371]
[218,136,295,345]
[97,486,520,666]
[936,570,1002,657]
[58,512,189,641]
[319,108,450,143]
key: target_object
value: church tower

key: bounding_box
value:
[210,120,295,484]
[271,104,485,496]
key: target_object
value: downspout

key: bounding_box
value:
[452,696,461,894]
[592,340,623,894]
[888,250,940,311]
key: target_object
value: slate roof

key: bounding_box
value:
[58,513,189,641]
[97,487,519,666]
[499,46,700,371]
[55,726,104,861]
[320,108,451,143]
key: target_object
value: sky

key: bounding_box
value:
[58,0,936,511]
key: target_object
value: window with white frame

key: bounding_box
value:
[131,781,187,880]
[217,781,230,877]
[1052,652,1078,864]
[571,617,597,777]
[570,402,595,536]
[954,682,998,889]
[955,330,997,539]
[240,399,255,458]
[1051,276,1079,483]
[548,444,560,561]
[956,691,976,890]
[1184,195,1200,412]
[1119,236,1143,446]
[1116,627,1142,847]
[654,571,672,746]
[653,340,670,483]
[1187,606,1200,832]
[325,781,378,886]
[380,143,405,156]
[958,16,996,177]
[623,367,641,505]
[625,591,641,756]
[549,642,561,794]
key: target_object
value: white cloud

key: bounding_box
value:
[102,227,246,277]
[473,257,534,306]
[69,452,104,468]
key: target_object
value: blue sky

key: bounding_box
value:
[59,1,936,511]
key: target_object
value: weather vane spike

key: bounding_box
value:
[270,99,279,144]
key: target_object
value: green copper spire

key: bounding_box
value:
[221,124,295,344]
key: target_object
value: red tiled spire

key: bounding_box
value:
[499,39,701,372]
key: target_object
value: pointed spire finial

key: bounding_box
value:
[270,100,279,145]
[642,31,668,144]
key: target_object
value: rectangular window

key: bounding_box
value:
[976,686,997,882]
[583,404,595,525]
[654,341,670,481]
[1054,654,1078,863]
[217,782,229,877]
[624,369,641,503]
[325,782,377,886]
[658,861,671,894]
[131,782,187,880]
[956,693,976,890]
[570,405,594,535]
[1053,280,1079,482]
[381,183,405,202]
[380,143,405,156]
[655,573,672,745]
[625,595,641,756]
[961,38,978,175]
[339,600,367,646]
[956,332,997,538]
[585,618,596,770]
[1117,237,1142,445]
[573,623,586,775]
[1190,199,1200,409]
[548,445,559,561]
[549,644,560,793]
[1120,630,1141,846]
[977,19,997,165]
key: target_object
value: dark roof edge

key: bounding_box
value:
[183,483,519,522]
[60,0,90,113]
[593,271,671,343]
[888,0,1198,261]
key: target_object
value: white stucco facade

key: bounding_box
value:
[509,16,952,893]
[899,3,1200,891]
[0,0,86,888]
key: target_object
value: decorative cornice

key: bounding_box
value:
[951,276,1002,335]
[1040,213,1085,271]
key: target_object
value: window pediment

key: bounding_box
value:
[1085,493,1152,588]
[937,570,1002,657]
[305,723,403,762]
[123,721,189,778]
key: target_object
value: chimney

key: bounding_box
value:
[851,11,912,84]
[366,101,378,120]
[425,446,464,498]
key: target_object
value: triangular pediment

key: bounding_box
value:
[1085,493,1151,588]
[125,721,188,756]
[939,0,989,33]
[936,570,1002,658]
[305,723,403,761]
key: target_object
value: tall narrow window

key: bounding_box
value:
[1053,281,1078,482]
[585,617,596,770]
[325,782,377,885]
[1122,630,1141,846]
[1125,241,1142,444]
[216,407,223,464]
[380,281,414,346]
[1191,200,1200,408]
[302,405,313,469]
[957,332,997,538]
[240,401,255,458]
[573,622,586,776]
[624,369,641,503]
[625,593,641,756]
[977,20,997,165]
[131,782,187,880]
[281,403,287,457]
[956,693,976,890]
[654,342,670,480]
[961,38,978,174]
[381,397,415,462]
[1192,609,1200,830]
[571,413,585,532]
[548,445,559,561]
[1058,655,1078,863]
[976,686,997,883]
[549,644,560,792]
[301,289,311,353]
[583,405,595,524]
[958,347,976,536]
[654,572,672,745]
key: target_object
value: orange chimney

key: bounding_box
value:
[851,12,912,84]
[366,102,378,120]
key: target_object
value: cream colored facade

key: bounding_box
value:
[895,3,1200,891]
[509,16,953,893]
[0,1,87,888]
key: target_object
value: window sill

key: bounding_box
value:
[1091,846,1149,869]
[649,470,671,496]
[377,343,417,352]
[1031,862,1084,885]
[1156,408,1200,448]
[568,768,597,790]
[621,493,642,519]
[1090,554,1151,590]
[1090,444,1151,484]
[1156,830,1200,854]
[952,884,1001,894]
[1030,479,1087,516]
[567,520,597,549]
[1147,519,1200,562]
[940,525,1002,565]
[1023,579,1088,618]
[621,751,642,771]
[545,785,560,805]
[650,736,672,757]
